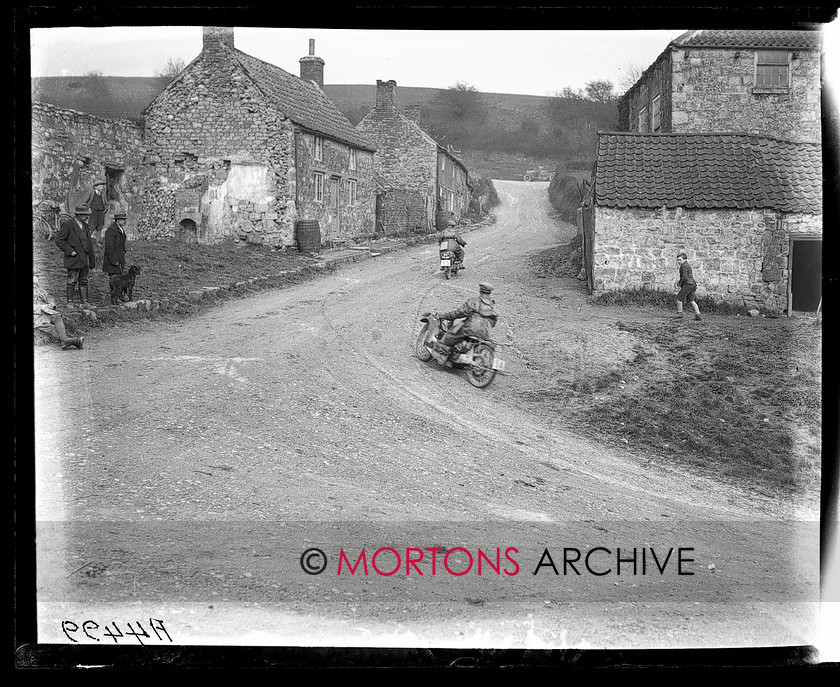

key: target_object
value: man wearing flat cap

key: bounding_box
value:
[103,211,129,282]
[434,282,499,359]
[85,180,108,243]
[54,204,96,306]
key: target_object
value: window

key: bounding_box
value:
[652,95,661,132]
[638,107,648,133]
[755,51,790,87]
[441,157,446,171]
[314,136,323,161]
[313,172,324,202]
[348,179,357,207]
[349,148,357,171]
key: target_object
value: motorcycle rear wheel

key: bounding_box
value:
[415,324,433,361]
[444,267,451,280]
[466,343,497,388]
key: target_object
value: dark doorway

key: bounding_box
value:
[790,239,821,312]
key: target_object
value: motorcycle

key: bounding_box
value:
[415,312,506,388]
[439,240,463,280]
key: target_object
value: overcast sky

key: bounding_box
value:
[30,27,697,96]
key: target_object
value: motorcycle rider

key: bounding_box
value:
[438,219,466,267]
[431,282,498,363]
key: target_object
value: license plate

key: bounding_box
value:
[491,358,506,371]
[440,259,451,267]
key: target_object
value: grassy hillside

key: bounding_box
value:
[30,76,617,179]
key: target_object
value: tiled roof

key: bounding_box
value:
[594,132,821,214]
[233,49,374,151]
[671,29,821,50]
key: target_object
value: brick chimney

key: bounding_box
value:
[299,39,325,89]
[202,26,234,53]
[404,104,421,123]
[375,80,398,112]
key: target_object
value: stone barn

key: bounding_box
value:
[140,28,377,247]
[357,80,470,235]
[619,29,821,143]
[580,131,822,314]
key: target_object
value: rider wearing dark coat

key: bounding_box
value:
[437,282,498,351]
[439,220,466,263]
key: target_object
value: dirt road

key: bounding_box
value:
[34,181,820,650]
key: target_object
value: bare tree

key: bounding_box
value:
[617,62,645,92]
[155,57,187,79]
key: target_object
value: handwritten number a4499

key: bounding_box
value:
[125,621,151,645]
[61,621,79,643]
[102,622,124,643]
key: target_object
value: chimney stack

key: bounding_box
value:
[202,26,234,53]
[376,80,397,112]
[299,39,325,89]
[404,104,421,123]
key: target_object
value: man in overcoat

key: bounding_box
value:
[54,204,96,306]
[102,211,128,279]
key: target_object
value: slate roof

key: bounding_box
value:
[233,49,374,151]
[670,29,821,50]
[594,132,822,213]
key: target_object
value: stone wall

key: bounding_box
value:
[592,206,822,310]
[622,46,820,142]
[31,101,145,237]
[295,131,376,245]
[669,47,821,142]
[377,188,428,235]
[437,151,470,219]
[141,40,297,246]
[622,52,673,133]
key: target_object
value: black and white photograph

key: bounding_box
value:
[18,4,840,670]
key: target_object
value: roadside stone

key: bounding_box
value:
[748,309,759,317]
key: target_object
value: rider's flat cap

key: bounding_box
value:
[479,282,495,294]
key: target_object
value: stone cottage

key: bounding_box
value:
[140,28,377,247]
[618,29,822,142]
[579,131,822,314]
[356,80,470,234]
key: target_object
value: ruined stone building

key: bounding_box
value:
[581,29,823,313]
[32,28,378,249]
[141,28,376,246]
[31,101,145,239]
[357,80,470,234]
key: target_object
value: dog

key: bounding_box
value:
[109,265,141,305]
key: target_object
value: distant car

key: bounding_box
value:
[523,167,555,182]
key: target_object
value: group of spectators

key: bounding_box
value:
[34,181,130,351]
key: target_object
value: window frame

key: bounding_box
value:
[313,171,324,203]
[754,50,791,89]
[349,147,357,171]
[314,136,324,162]
[652,95,661,132]
[347,179,357,207]
[638,106,648,133]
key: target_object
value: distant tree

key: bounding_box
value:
[155,57,187,79]
[584,80,616,103]
[558,86,584,100]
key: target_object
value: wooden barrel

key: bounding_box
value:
[295,220,321,252]
[436,210,453,232]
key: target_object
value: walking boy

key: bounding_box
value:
[675,252,702,321]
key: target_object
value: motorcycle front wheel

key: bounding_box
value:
[466,343,497,388]
[415,323,433,361]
